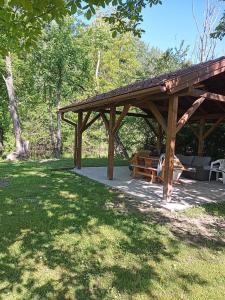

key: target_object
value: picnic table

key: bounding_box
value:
[130,154,162,183]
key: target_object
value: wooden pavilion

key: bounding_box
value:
[59,56,225,201]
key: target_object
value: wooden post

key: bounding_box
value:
[163,95,178,201]
[74,124,78,167]
[198,118,205,156]
[77,112,83,169]
[107,107,116,180]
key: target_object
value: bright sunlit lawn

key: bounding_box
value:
[0,158,225,299]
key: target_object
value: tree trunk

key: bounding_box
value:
[95,50,101,93]
[4,53,28,159]
[55,73,62,159]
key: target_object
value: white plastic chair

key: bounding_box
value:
[209,159,225,183]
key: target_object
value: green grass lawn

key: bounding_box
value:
[0,158,225,300]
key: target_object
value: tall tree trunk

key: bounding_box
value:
[3,53,28,159]
[55,73,62,159]
[48,85,56,156]
[95,50,101,93]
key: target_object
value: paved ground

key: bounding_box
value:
[73,166,225,211]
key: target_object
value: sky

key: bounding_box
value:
[141,0,225,61]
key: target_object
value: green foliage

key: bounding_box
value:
[0,0,162,54]
[0,16,192,158]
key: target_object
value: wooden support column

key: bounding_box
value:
[77,112,83,169]
[107,107,116,180]
[198,118,205,156]
[74,124,78,167]
[163,95,178,201]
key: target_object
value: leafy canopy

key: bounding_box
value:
[0,0,162,54]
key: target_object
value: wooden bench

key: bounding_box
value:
[130,155,162,183]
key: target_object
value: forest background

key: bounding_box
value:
[0,0,225,161]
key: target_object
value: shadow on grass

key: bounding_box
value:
[0,159,219,299]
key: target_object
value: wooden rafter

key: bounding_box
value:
[176,97,205,133]
[187,96,207,114]
[81,111,91,132]
[61,113,76,126]
[83,113,100,131]
[167,62,225,94]
[99,109,148,119]
[113,104,130,134]
[100,111,129,159]
[189,88,225,102]
[100,112,109,132]
[203,116,225,139]
[143,101,167,133]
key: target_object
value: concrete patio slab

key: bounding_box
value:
[73,166,225,211]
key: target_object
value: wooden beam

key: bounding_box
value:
[59,85,165,113]
[99,109,148,119]
[176,97,205,133]
[101,112,129,159]
[189,88,225,102]
[100,112,109,132]
[113,104,130,134]
[61,112,76,126]
[77,112,83,169]
[166,61,225,94]
[163,95,178,201]
[187,96,207,114]
[144,101,167,133]
[107,107,116,180]
[83,113,100,131]
[81,111,91,132]
[203,116,225,139]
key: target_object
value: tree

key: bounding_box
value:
[0,0,162,159]
[211,0,225,39]
[2,54,29,159]
[25,18,92,158]
[0,0,162,55]
[192,0,218,62]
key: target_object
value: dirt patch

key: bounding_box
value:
[111,190,225,250]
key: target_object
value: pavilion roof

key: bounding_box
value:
[59,56,225,113]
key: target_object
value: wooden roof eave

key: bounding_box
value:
[59,84,167,114]
[165,59,225,94]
